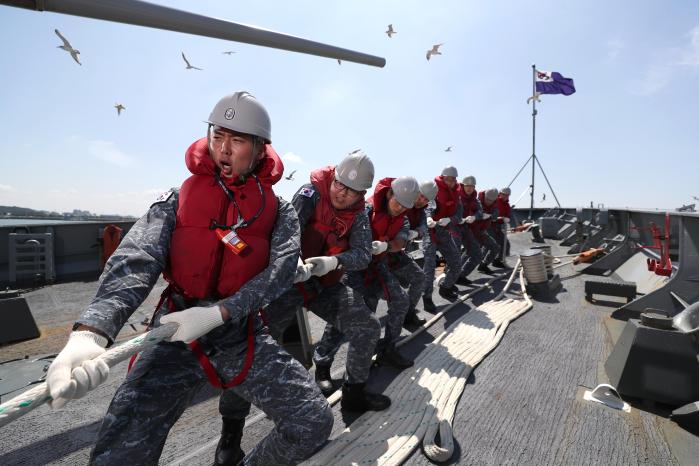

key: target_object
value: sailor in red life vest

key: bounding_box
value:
[219,151,391,425]
[44,92,333,466]
[389,179,438,327]
[455,175,484,285]
[474,188,503,274]
[421,166,464,312]
[351,176,421,368]
[493,187,513,262]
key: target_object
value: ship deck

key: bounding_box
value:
[0,233,696,465]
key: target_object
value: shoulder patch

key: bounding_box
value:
[152,188,175,204]
[299,187,315,198]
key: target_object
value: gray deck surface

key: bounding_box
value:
[0,233,696,465]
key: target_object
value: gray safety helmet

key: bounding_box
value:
[207,91,271,143]
[335,152,374,191]
[462,175,477,186]
[500,187,512,195]
[419,179,438,201]
[391,177,420,209]
[441,166,458,177]
[484,188,498,202]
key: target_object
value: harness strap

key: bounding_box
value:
[188,313,256,389]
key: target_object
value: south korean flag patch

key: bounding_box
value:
[299,186,315,198]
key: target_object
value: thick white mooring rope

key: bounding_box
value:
[0,323,177,428]
[302,265,532,465]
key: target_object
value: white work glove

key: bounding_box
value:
[465,215,476,224]
[426,217,437,229]
[46,330,109,409]
[407,230,419,241]
[293,258,313,283]
[482,213,491,220]
[437,217,451,227]
[371,240,389,255]
[503,217,511,224]
[305,255,339,277]
[160,305,225,343]
[458,217,467,225]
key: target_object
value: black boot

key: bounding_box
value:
[376,343,414,368]
[214,418,245,466]
[422,295,436,312]
[341,382,391,412]
[456,275,472,286]
[314,364,334,396]
[403,309,427,328]
[438,285,459,301]
[477,263,494,274]
[491,259,507,268]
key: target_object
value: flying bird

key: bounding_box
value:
[181,52,203,70]
[222,51,236,55]
[426,43,443,61]
[285,170,297,181]
[542,193,546,202]
[385,24,396,38]
[337,59,342,65]
[349,149,362,155]
[54,29,81,65]
[527,92,542,104]
[444,146,453,152]
[114,103,125,116]
[693,196,699,202]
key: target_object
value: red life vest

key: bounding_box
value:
[301,166,365,286]
[433,176,460,220]
[405,206,426,230]
[474,190,497,232]
[496,196,511,222]
[460,188,480,217]
[367,178,407,258]
[165,137,282,299]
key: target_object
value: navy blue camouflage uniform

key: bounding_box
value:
[422,200,463,297]
[78,190,332,466]
[458,195,484,278]
[220,183,379,419]
[389,208,427,311]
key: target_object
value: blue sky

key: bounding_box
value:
[1,0,698,216]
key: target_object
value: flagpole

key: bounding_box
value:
[530,63,537,220]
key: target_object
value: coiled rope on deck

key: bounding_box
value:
[303,264,532,465]
[0,323,177,428]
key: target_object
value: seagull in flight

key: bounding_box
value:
[55,29,81,65]
[337,59,342,65]
[444,146,453,152]
[222,51,236,55]
[181,52,203,70]
[285,170,297,181]
[386,24,396,38]
[114,103,125,116]
[527,92,542,104]
[542,193,546,202]
[349,149,362,155]
[693,196,699,202]
[426,43,443,61]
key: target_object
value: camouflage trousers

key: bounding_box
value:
[358,260,410,343]
[458,225,483,278]
[422,225,462,295]
[90,318,332,466]
[389,251,426,311]
[490,224,510,260]
[475,228,501,266]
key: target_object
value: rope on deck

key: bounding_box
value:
[302,264,532,465]
[0,323,177,428]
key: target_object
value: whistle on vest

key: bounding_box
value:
[215,228,248,255]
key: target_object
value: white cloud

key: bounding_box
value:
[678,25,699,66]
[606,38,624,62]
[282,152,304,164]
[87,140,136,167]
[0,184,16,192]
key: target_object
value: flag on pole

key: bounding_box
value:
[535,70,576,95]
